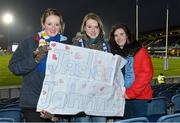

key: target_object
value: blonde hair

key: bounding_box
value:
[41,8,65,34]
[80,12,105,38]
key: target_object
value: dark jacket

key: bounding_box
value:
[8,35,70,108]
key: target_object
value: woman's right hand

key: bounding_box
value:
[33,45,51,63]
[40,110,59,121]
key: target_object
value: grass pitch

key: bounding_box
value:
[0,54,21,86]
[152,57,180,77]
[0,54,180,86]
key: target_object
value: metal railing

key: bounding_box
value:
[0,76,179,99]
[0,85,21,99]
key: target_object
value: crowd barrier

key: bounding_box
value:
[0,77,179,99]
[0,86,21,99]
[152,76,180,85]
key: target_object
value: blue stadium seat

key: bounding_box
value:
[176,89,180,94]
[152,84,171,97]
[0,118,14,122]
[167,84,180,91]
[0,97,20,109]
[0,97,19,104]
[171,94,180,113]
[157,113,180,122]
[158,89,176,103]
[114,117,148,122]
[2,103,19,109]
[0,108,23,122]
[146,97,168,122]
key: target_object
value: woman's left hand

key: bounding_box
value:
[123,93,129,99]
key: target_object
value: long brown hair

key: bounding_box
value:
[41,8,65,34]
[109,24,132,46]
[109,24,141,57]
[80,12,105,38]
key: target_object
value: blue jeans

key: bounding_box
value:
[74,116,106,122]
[124,99,148,119]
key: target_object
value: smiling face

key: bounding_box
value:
[114,28,128,48]
[42,15,61,37]
[84,19,100,39]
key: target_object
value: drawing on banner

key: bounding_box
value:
[37,42,126,116]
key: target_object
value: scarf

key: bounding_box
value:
[124,56,135,88]
[80,34,109,52]
[36,31,62,73]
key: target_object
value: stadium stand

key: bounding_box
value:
[0,117,14,122]
[0,97,24,122]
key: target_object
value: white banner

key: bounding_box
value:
[37,42,126,116]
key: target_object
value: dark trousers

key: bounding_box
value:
[22,108,52,122]
[124,99,148,119]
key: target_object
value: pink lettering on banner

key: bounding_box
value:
[65,45,70,50]
[52,54,58,60]
[59,79,64,84]
[98,60,102,64]
[100,86,105,91]
[74,52,82,59]
[51,43,56,47]
[43,90,47,95]
[82,83,87,88]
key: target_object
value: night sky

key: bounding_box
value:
[0,0,180,46]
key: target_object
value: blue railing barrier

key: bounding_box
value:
[0,77,180,99]
[0,86,21,99]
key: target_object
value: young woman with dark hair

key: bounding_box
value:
[109,24,153,119]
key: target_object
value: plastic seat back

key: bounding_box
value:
[0,108,23,122]
[147,97,167,122]
[157,113,180,122]
[171,94,180,113]
[114,117,148,123]
[158,89,176,103]
[0,118,14,122]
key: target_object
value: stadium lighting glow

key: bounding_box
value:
[2,12,14,47]
[2,13,13,24]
